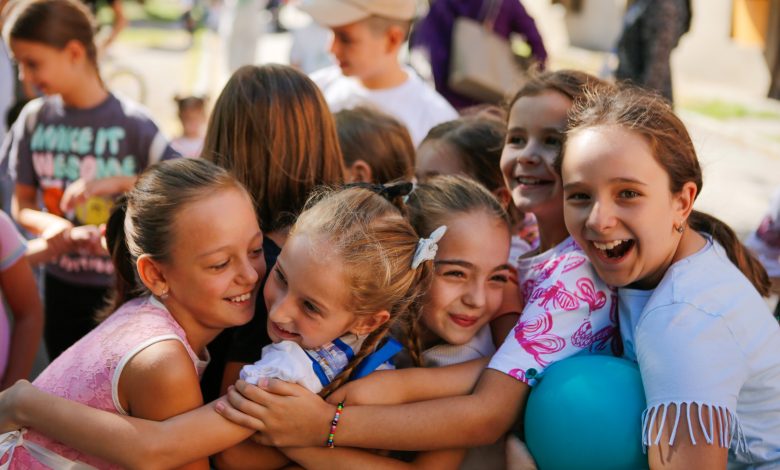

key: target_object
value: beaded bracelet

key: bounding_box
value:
[325,401,345,448]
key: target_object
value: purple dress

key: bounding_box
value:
[411,0,547,110]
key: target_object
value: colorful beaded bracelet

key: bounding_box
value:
[326,401,345,448]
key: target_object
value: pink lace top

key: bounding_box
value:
[489,237,617,386]
[9,296,209,469]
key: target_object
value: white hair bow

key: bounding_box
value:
[411,225,447,269]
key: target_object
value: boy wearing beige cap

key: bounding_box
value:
[301,0,457,146]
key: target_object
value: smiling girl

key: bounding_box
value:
[0,158,264,469]
[560,86,780,468]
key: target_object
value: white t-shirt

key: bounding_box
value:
[489,237,617,386]
[310,65,458,146]
[619,237,780,467]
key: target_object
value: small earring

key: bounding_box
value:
[159,287,170,300]
[675,223,685,234]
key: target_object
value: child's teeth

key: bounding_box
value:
[593,240,626,250]
[229,293,251,302]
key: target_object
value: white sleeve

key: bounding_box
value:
[488,251,616,386]
[636,304,748,450]
[239,341,323,393]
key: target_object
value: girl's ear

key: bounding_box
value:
[64,39,86,64]
[137,254,168,297]
[347,160,373,183]
[674,181,698,221]
[492,187,512,210]
[350,310,391,336]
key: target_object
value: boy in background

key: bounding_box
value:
[302,0,457,146]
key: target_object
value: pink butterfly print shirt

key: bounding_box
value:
[488,237,617,386]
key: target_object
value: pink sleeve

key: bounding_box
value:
[0,211,26,271]
[487,246,617,386]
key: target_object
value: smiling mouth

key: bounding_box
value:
[449,313,478,328]
[226,292,252,303]
[592,239,635,259]
[515,176,553,187]
[273,323,299,338]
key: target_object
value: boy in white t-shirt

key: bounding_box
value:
[301,0,458,146]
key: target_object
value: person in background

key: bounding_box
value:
[411,0,547,111]
[171,94,208,159]
[334,106,415,184]
[614,0,691,104]
[744,187,780,317]
[302,0,457,146]
[0,210,42,392]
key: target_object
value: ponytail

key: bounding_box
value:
[689,210,770,297]
[96,196,138,321]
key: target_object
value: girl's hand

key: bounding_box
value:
[40,220,75,256]
[59,178,92,213]
[69,225,106,255]
[215,379,334,448]
[0,380,34,432]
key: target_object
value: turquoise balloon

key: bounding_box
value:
[524,355,648,470]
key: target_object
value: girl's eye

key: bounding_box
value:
[545,136,563,147]
[507,135,527,146]
[443,270,466,279]
[250,247,263,258]
[619,190,640,199]
[210,259,229,270]
[302,300,320,315]
[274,267,287,285]
[566,192,590,202]
[489,274,509,284]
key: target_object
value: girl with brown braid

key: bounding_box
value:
[0,185,433,469]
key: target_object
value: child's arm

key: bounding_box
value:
[327,358,488,406]
[13,184,75,260]
[0,256,43,391]
[646,403,728,469]
[282,447,467,470]
[59,176,138,213]
[0,383,255,469]
[216,368,528,451]
[212,439,290,470]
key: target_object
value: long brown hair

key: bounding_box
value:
[202,64,344,233]
[564,85,770,296]
[293,186,433,396]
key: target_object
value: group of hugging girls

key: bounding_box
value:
[0,0,779,468]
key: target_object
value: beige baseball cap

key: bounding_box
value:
[299,0,417,27]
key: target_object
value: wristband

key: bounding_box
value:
[325,401,344,448]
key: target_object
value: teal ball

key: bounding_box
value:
[524,355,648,470]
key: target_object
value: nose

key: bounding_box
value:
[462,279,487,309]
[238,256,260,287]
[268,292,293,324]
[516,142,542,166]
[329,36,340,57]
[585,200,616,233]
